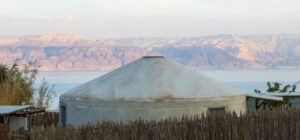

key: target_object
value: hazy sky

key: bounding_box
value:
[0,0,300,38]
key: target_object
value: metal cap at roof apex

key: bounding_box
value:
[142,56,164,58]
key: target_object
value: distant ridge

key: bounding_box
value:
[0,34,121,47]
[1,34,300,70]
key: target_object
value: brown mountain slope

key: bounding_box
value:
[1,34,300,70]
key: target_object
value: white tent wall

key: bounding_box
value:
[60,95,247,126]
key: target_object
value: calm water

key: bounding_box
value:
[35,69,300,110]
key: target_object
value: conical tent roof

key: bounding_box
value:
[61,56,246,101]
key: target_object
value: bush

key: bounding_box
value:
[0,60,55,108]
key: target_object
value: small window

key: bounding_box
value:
[208,107,225,113]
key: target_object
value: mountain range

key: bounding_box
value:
[1,34,300,70]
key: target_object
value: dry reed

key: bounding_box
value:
[15,108,300,140]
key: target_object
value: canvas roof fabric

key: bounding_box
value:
[0,105,32,115]
[61,56,247,101]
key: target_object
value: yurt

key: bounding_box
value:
[59,56,278,126]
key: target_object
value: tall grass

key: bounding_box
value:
[0,61,37,105]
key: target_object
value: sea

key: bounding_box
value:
[34,69,300,110]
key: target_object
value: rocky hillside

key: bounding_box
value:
[1,34,300,70]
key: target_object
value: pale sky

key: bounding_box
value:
[0,0,300,39]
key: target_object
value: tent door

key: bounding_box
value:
[60,106,66,127]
